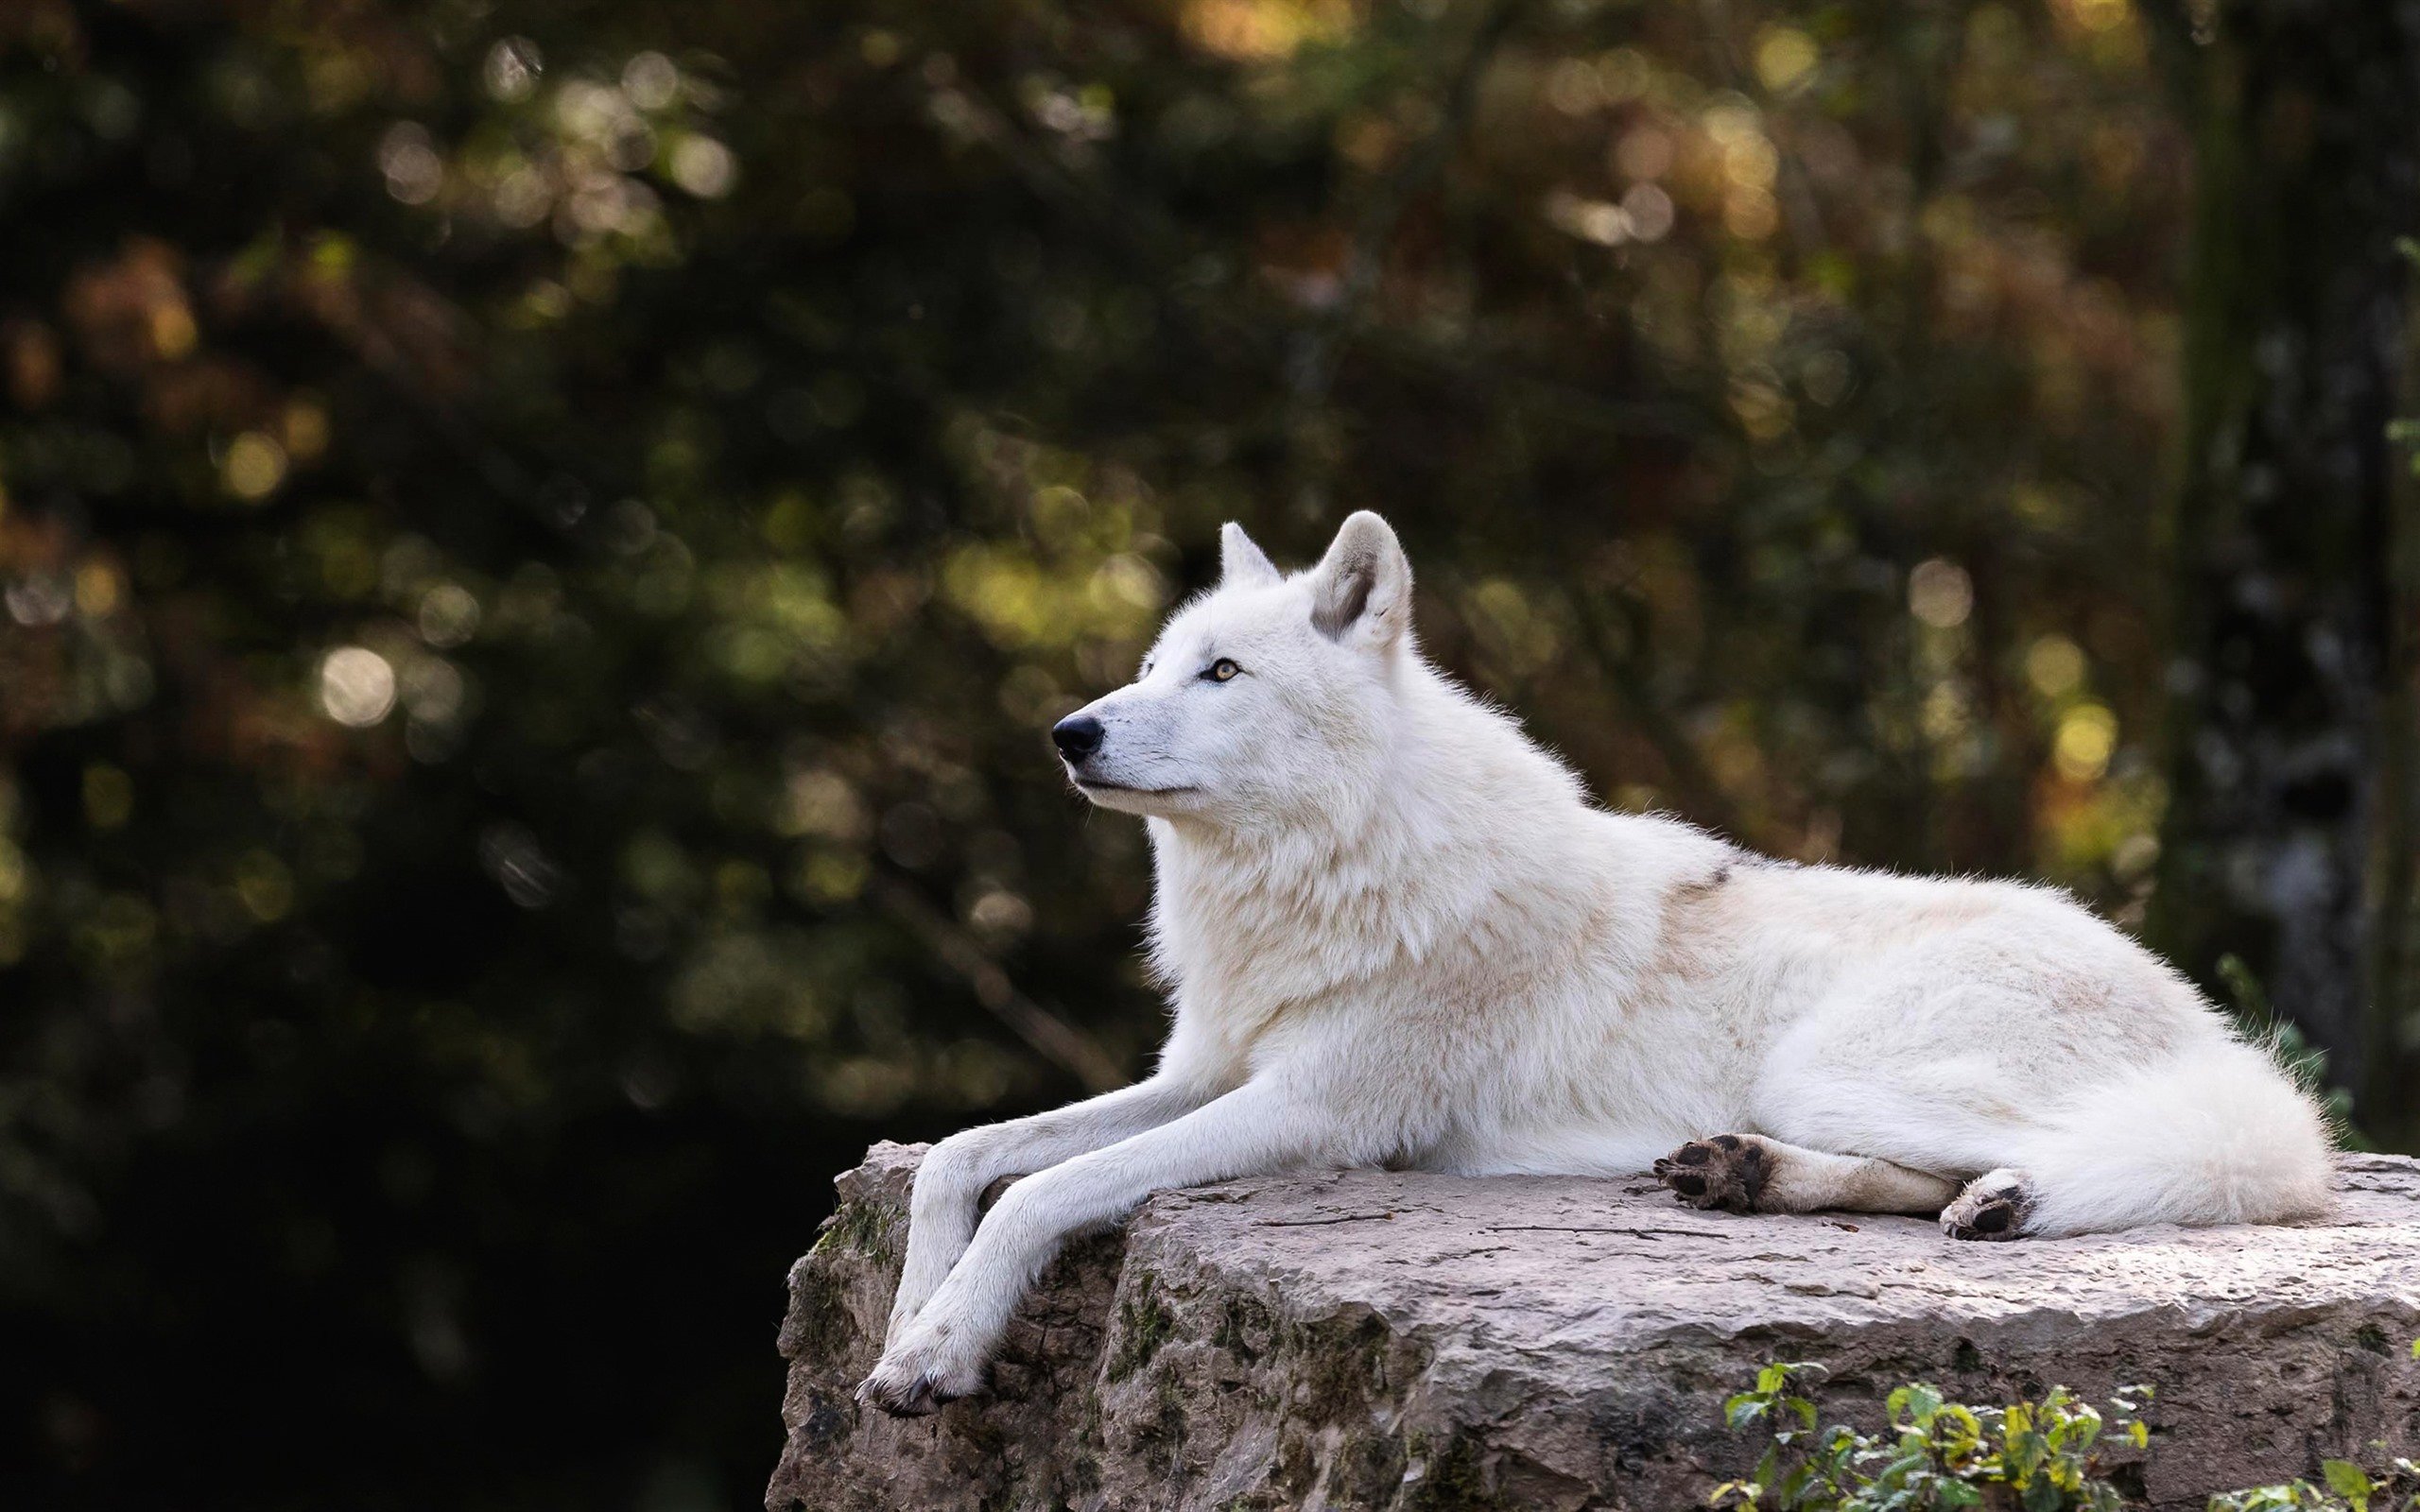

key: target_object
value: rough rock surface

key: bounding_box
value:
[769,1143,2420,1511]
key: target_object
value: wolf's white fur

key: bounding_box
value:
[856,511,2334,1414]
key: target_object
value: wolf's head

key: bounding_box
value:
[1052,511,1414,827]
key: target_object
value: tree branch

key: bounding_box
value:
[869,873,1128,1093]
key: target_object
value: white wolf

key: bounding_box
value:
[856,510,2334,1416]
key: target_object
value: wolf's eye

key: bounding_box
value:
[1204,658,1240,682]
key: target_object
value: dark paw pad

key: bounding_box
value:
[1943,1180,2034,1242]
[1653,1136,1769,1213]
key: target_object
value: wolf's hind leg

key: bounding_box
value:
[1656,1133,1959,1216]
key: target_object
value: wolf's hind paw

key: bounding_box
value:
[1653,1133,1769,1214]
[1941,1168,2036,1241]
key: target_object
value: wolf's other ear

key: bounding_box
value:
[1219,521,1282,588]
[1309,511,1412,648]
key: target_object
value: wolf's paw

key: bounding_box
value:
[1941,1168,2035,1241]
[855,1321,989,1418]
[1653,1133,1770,1214]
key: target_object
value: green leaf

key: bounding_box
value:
[1880,1449,1929,1482]
[2323,1459,2374,1509]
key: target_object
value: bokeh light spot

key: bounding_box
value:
[485,38,543,102]
[669,137,736,198]
[1908,558,1974,629]
[623,52,681,111]
[419,583,483,647]
[1754,28,1819,93]
[149,301,197,359]
[1620,182,1675,242]
[2054,703,2119,782]
[319,645,397,728]
[221,432,287,501]
[2026,635,2087,698]
[378,122,444,204]
[75,561,122,616]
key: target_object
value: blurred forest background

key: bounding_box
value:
[4,0,2418,1506]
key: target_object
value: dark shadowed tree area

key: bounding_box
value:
[2141,0,2420,1148]
[0,0,2411,1505]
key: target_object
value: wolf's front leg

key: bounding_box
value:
[889,1074,1217,1340]
[859,1080,1334,1416]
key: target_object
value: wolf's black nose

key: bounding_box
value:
[1052,715,1104,761]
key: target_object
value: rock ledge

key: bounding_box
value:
[769,1144,2420,1510]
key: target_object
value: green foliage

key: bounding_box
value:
[1717,1362,2420,1512]
[2206,1459,2420,1512]
[1713,1363,2148,1511]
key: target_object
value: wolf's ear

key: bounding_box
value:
[1309,511,1411,648]
[1219,522,1281,588]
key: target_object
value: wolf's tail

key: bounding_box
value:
[2007,1037,2335,1236]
